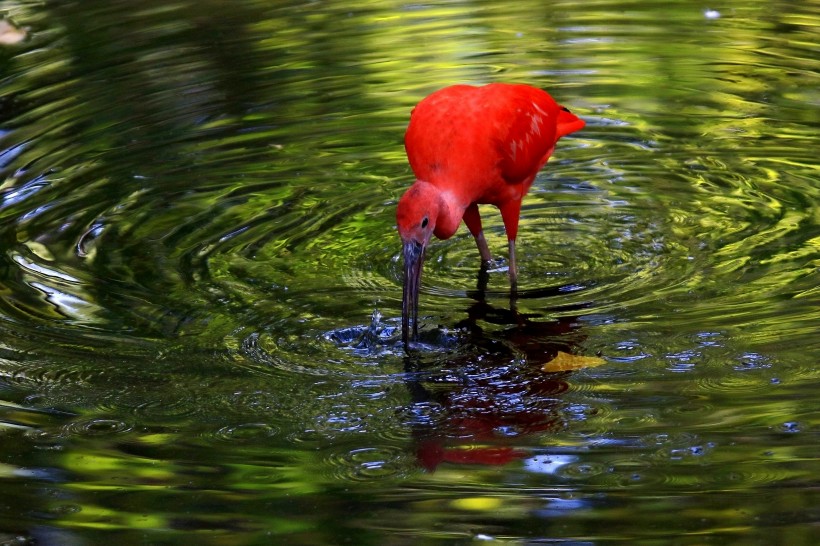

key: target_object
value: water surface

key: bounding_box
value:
[1,1,818,544]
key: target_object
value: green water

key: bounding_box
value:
[1,0,818,544]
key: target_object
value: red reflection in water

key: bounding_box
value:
[407,276,590,471]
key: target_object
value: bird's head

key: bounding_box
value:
[396,181,441,347]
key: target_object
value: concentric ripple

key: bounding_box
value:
[61,418,133,438]
[323,445,415,481]
[1,57,816,375]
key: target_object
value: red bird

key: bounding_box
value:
[397,83,585,345]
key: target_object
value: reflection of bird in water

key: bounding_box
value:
[397,83,585,347]
[405,273,593,471]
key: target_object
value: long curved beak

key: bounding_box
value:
[401,240,425,347]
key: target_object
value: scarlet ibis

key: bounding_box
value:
[397,83,585,345]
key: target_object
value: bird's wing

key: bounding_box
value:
[404,85,475,182]
[405,84,583,188]
[495,86,562,184]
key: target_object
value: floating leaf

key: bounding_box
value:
[542,351,606,372]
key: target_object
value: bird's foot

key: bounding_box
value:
[480,257,509,273]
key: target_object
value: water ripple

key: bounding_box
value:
[324,445,413,481]
[61,418,132,438]
[212,422,280,443]
[0,73,815,368]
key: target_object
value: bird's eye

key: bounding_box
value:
[561,106,571,113]
[421,217,429,228]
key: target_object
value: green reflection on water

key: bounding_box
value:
[1,0,819,544]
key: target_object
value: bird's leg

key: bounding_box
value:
[499,200,522,293]
[508,239,519,311]
[474,231,493,265]
[475,265,490,294]
[508,239,518,290]
[463,203,493,267]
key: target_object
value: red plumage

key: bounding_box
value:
[397,83,584,346]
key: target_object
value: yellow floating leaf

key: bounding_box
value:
[542,351,606,372]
